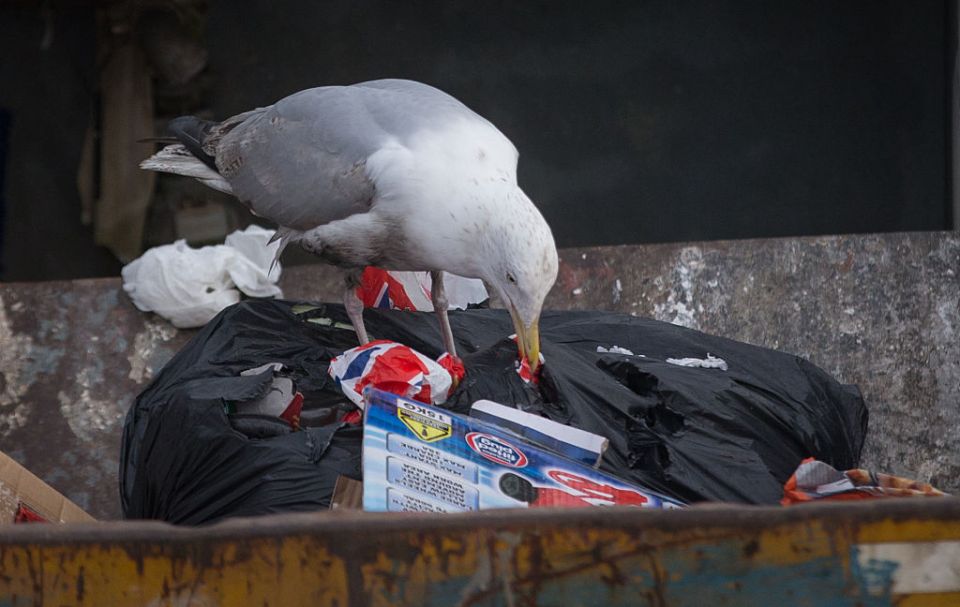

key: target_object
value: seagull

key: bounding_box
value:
[141,79,558,371]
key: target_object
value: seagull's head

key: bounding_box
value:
[481,189,558,373]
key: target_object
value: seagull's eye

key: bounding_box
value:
[506,272,517,285]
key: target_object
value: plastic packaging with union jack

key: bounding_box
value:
[361,389,685,512]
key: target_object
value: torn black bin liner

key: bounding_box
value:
[120,299,867,523]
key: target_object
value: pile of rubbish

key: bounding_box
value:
[109,230,950,524]
[120,290,879,524]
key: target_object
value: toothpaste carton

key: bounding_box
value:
[362,389,684,512]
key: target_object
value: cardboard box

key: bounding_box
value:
[362,389,684,512]
[0,451,94,523]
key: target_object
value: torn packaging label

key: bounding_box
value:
[362,389,684,511]
[396,401,453,442]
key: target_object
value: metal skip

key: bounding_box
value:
[1,499,959,606]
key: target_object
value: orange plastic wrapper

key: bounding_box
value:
[782,457,947,505]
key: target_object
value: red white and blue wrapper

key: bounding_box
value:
[510,334,545,385]
[355,268,488,311]
[329,340,464,408]
[781,458,947,505]
[356,269,425,311]
[351,269,543,386]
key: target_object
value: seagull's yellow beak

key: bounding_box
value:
[509,306,541,373]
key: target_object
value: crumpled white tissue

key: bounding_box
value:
[121,225,283,328]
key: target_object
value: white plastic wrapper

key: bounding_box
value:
[121,225,282,328]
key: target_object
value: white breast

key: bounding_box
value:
[363,118,521,276]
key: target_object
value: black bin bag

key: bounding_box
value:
[120,299,867,523]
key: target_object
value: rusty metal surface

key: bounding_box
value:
[0,279,188,519]
[1,498,959,605]
[0,231,956,520]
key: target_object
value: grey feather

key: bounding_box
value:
[142,80,494,231]
[139,144,233,194]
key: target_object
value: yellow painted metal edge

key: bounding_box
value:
[0,498,956,607]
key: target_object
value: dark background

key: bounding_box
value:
[0,0,954,281]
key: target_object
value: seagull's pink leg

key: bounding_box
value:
[430,271,458,358]
[343,273,369,344]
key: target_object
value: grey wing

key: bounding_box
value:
[209,80,488,230]
[212,87,385,230]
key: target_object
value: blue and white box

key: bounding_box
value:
[362,389,685,512]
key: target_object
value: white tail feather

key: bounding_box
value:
[140,144,234,195]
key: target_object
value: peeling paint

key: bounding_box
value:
[0,294,34,437]
[653,246,704,329]
[838,316,862,336]
[128,320,178,384]
[37,318,68,342]
[58,370,124,444]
